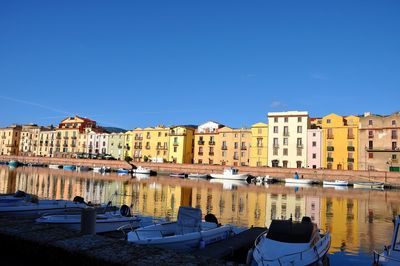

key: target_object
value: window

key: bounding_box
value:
[283,126,289,136]
[283,138,288,146]
[297,126,302,133]
[327,128,333,138]
[283,148,288,156]
[298,117,302,122]
[173,147,177,152]
[392,130,398,139]
[313,132,316,137]
[369,153,373,159]
[234,133,238,138]
[257,148,262,155]
[273,138,279,147]
[327,119,331,124]
[258,128,262,134]
[392,120,397,126]
[273,126,278,133]
[392,142,397,150]
[369,141,373,150]
[257,138,263,147]
[222,151,226,157]
[297,148,302,156]
[273,149,278,156]
[368,130,374,138]
[283,161,288,168]
[234,142,238,149]
[393,154,397,160]
[312,153,316,159]
[198,159,202,164]
[274,117,278,123]
[312,141,316,147]
[296,161,302,168]
[297,138,302,147]
[348,152,353,159]
[284,117,288,123]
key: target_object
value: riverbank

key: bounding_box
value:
[1,155,400,187]
[0,214,224,266]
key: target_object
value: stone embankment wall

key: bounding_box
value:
[1,155,400,186]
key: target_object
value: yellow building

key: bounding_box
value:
[124,130,134,159]
[249,122,268,167]
[0,124,22,156]
[320,197,359,253]
[193,121,224,165]
[322,114,359,170]
[169,126,195,164]
[218,127,251,166]
[37,127,56,157]
[131,126,170,162]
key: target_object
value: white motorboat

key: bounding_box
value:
[0,197,87,216]
[353,182,384,189]
[35,205,156,233]
[210,168,249,180]
[93,166,111,173]
[285,178,314,184]
[373,215,400,265]
[248,217,331,266]
[126,206,244,250]
[49,164,62,169]
[133,166,151,175]
[323,180,349,186]
[188,173,209,179]
[210,179,248,190]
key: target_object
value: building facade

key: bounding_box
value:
[107,132,126,160]
[193,121,224,165]
[267,111,309,168]
[249,122,268,167]
[321,114,359,170]
[19,124,41,156]
[130,126,170,162]
[218,127,251,166]
[37,127,56,157]
[359,112,400,171]
[307,129,322,169]
[168,126,195,164]
[0,125,22,156]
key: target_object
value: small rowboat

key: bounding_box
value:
[353,182,384,189]
[187,173,209,179]
[285,178,314,184]
[323,180,348,186]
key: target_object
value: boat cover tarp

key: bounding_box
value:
[266,219,315,243]
[176,206,202,234]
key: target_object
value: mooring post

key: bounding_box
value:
[81,207,96,235]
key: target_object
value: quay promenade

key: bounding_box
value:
[1,155,400,187]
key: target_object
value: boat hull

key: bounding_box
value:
[322,180,348,186]
[210,173,249,180]
[0,200,86,216]
[353,182,384,189]
[285,178,314,184]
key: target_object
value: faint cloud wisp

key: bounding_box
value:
[270,101,287,109]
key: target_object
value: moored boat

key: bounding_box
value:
[133,166,151,175]
[49,164,62,169]
[285,178,314,184]
[76,166,91,172]
[63,165,76,171]
[248,216,331,265]
[126,206,244,250]
[353,182,384,189]
[170,173,187,178]
[210,167,249,180]
[117,168,130,174]
[187,173,209,179]
[8,160,21,168]
[93,166,111,173]
[373,215,400,265]
[323,180,349,186]
[35,205,156,233]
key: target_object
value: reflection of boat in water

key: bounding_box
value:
[210,168,248,180]
[323,184,348,191]
[248,216,331,266]
[323,180,348,186]
[353,182,384,190]
[170,173,187,178]
[285,182,313,188]
[188,173,209,179]
[373,215,400,265]
[210,179,248,190]
[133,173,150,180]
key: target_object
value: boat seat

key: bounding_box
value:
[175,206,202,235]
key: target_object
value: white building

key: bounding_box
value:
[267,111,309,168]
[307,128,322,169]
[86,129,109,154]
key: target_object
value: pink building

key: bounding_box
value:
[307,129,322,169]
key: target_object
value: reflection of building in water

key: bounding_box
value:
[305,196,321,227]
[320,197,359,253]
[265,193,306,227]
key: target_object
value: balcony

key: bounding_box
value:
[327,157,334,162]
[273,144,279,148]
[222,146,228,150]
[209,152,214,156]
[392,135,398,140]
[347,158,354,163]
[368,134,374,139]
[145,146,150,150]
[297,144,303,149]
[347,146,355,151]
[327,135,334,139]
[156,145,162,150]
[283,132,289,137]
[71,143,76,147]
[134,136,143,140]
[134,154,141,158]
[63,143,68,147]
[241,146,247,150]
[71,136,77,140]
[134,145,142,149]
[146,135,151,139]
[63,136,69,140]
[173,142,179,146]
[56,135,62,139]
[209,141,215,146]
[198,140,204,145]
[233,156,239,160]
[56,143,60,147]
[327,146,334,151]
[198,152,203,156]
[170,132,186,136]
[347,134,354,139]
[1,136,6,139]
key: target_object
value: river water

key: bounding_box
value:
[0,165,398,265]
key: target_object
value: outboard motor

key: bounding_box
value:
[73,196,85,204]
[205,213,221,227]
[120,204,131,217]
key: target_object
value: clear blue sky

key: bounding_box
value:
[1,1,399,129]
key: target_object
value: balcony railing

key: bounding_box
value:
[327,146,334,151]
[368,134,374,138]
[222,146,228,150]
[209,141,215,146]
[327,157,334,162]
[134,145,142,149]
[347,146,355,151]
[198,152,203,156]
[347,158,354,163]
[145,146,150,150]
[1,136,6,139]
[257,144,263,148]
[233,156,239,160]
[170,132,186,136]
[209,152,214,156]
[198,140,204,145]
[327,135,334,139]
[241,146,247,150]
[173,142,179,146]
[297,144,303,149]
[63,136,69,139]
[273,144,279,148]
[71,136,77,139]
[135,136,143,140]
[347,134,354,139]
[283,132,289,137]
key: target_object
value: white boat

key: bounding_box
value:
[373,215,400,265]
[35,205,156,233]
[126,206,244,250]
[93,166,111,173]
[0,197,87,216]
[49,164,62,169]
[210,179,248,190]
[248,217,331,266]
[285,182,313,188]
[285,178,314,184]
[133,166,151,175]
[188,173,209,179]
[322,180,349,186]
[210,168,249,180]
[254,175,277,184]
[353,182,384,189]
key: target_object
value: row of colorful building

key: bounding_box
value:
[0,111,399,171]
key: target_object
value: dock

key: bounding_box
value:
[193,227,267,263]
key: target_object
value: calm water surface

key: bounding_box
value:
[0,165,399,265]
